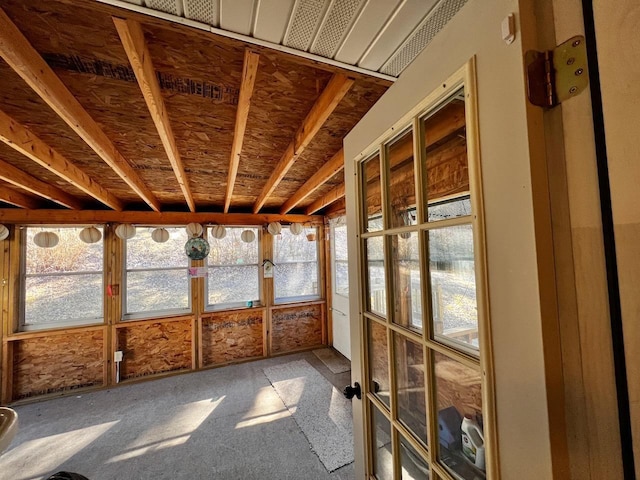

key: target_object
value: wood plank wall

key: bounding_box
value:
[0,225,327,403]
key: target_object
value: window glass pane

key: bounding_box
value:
[25,227,103,274]
[391,232,421,333]
[434,351,484,479]
[394,333,427,445]
[428,196,471,222]
[126,227,188,269]
[207,227,260,308]
[126,269,189,313]
[274,227,319,300]
[422,89,470,222]
[125,227,189,317]
[24,226,104,328]
[368,319,390,408]
[400,436,430,479]
[366,236,386,317]
[363,154,383,232]
[333,224,349,297]
[429,225,479,352]
[208,227,259,265]
[388,129,417,229]
[208,265,260,305]
[371,404,393,480]
[25,274,102,327]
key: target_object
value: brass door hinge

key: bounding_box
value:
[526,35,588,108]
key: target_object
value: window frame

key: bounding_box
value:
[273,225,322,304]
[19,225,105,331]
[204,225,262,312]
[332,222,349,299]
[122,226,192,321]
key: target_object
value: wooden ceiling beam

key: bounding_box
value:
[0,158,84,209]
[305,184,345,215]
[113,17,195,212]
[0,7,161,211]
[280,148,344,214]
[0,209,324,226]
[224,48,260,213]
[253,73,354,213]
[0,185,41,209]
[0,110,124,210]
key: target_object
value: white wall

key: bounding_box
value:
[344,0,554,477]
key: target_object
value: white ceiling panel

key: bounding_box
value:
[94,0,468,79]
[333,0,402,65]
[253,0,296,43]
[184,0,220,26]
[283,0,329,51]
[220,0,256,35]
[310,0,365,58]
[145,0,183,16]
[357,0,438,71]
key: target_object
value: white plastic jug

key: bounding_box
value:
[461,415,485,470]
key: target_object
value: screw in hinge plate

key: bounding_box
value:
[526,35,589,108]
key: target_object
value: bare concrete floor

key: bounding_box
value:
[0,350,354,480]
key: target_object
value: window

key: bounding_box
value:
[124,227,190,319]
[274,226,320,302]
[206,227,260,309]
[333,223,349,297]
[21,226,104,330]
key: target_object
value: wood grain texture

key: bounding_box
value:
[224,49,260,213]
[0,6,160,211]
[305,184,346,215]
[252,74,354,213]
[271,303,324,354]
[0,157,83,209]
[0,110,124,210]
[201,309,264,365]
[116,318,192,380]
[11,329,104,400]
[0,209,323,225]
[280,149,344,214]
[114,17,195,212]
[0,184,41,209]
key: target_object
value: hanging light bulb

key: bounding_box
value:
[151,227,170,243]
[210,225,227,239]
[240,229,255,243]
[79,226,102,244]
[33,231,59,248]
[0,224,8,241]
[115,224,136,240]
[267,222,282,236]
[289,223,303,235]
[186,222,203,238]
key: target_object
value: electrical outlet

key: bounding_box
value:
[114,351,123,362]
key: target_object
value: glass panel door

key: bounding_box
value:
[357,67,491,480]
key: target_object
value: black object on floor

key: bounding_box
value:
[47,472,90,480]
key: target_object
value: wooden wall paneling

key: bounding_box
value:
[115,317,192,381]
[201,309,265,366]
[270,303,324,354]
[11,327,105,400]
[1,341,13,404]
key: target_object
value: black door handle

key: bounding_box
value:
[343,382,361,400]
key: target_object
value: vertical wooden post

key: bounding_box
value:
[262,227,273,356]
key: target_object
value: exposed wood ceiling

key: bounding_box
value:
[0,0,390,217]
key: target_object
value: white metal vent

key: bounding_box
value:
[118,0,145,5]
[381,0,468,77]
[144,0,183,16]
[310,0,364,58]
[184,0,220,26]
[283,0,328,51]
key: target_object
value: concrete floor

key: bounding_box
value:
[0,350,354,480]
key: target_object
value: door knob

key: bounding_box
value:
[343,382,361,400]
